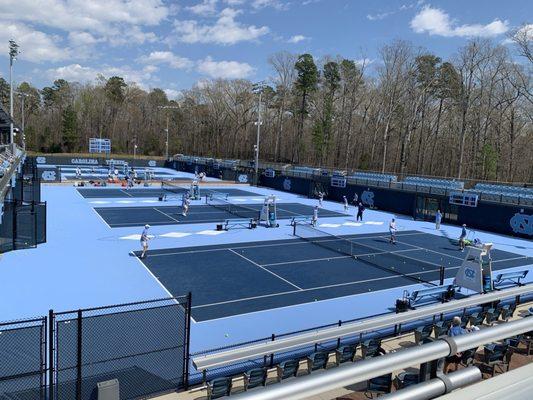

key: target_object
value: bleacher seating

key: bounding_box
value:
[348,171,397,184]
[403,176,464,190]
[474,183,533,203]
[189,295,531,399]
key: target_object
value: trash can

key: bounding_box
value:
[97,379,119,400]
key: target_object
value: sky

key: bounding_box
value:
[0,0,530,99]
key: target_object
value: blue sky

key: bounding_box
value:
[0,0,530,98]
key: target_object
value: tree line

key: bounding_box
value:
[2,35,532,183]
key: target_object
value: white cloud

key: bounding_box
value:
[197,56,255,79]
[163,88,182,99]
[251,0,288,10]
[46,63,156,87]
[0,22,70,63]
[139,51,193,69]
[0,0,169,34]
[410,6,509,38]
[187,0,218,16]
[287,35,309,43]
[173,8,269,45]
[367,11,394,21]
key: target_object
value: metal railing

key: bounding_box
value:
[229,317,533,400]
[192,285,533,372]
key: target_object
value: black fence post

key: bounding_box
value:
[336,320,342,347]
[76,310,82,400]
[269,334,275,368]
[184,292,193,390]
[439,266,445,286]
[48,310,54,400]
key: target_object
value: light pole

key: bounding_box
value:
[18,92,29,150]
[9,40,19,145]
[252,82,266,186]
[158,105,180,160]
[133,137,138,159]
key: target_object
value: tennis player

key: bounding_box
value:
[459,224,467,251]
[389,218,397,244]
[318,192,324,207]
[140,224,151,259]
[75,166,82,179]
[182,195,190,217]
[343,196,349,212]
[312,205,319,227]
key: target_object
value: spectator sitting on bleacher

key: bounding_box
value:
[438,316,477,373]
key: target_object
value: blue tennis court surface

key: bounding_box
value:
[78,187,257,198]
[95,203,345,227]
[136,230,532,321]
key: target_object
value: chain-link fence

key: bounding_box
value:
[0,317,47,400]
[0,201,47,253]
[50,295,192,400]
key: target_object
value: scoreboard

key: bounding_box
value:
[89,138,111,154]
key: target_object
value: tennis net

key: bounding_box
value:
[207,195,259,220]
[161,181,189,195]
[294,224,439,286]
[205,189,229,201]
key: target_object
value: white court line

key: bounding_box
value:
[228,249,303,290]
[141,231,427,257]
[131,253,197,324]
[153,207,181,223]
[193,265,450,310]
[261,248,421,267]
[91,208,112,229]
[120,189,133,197]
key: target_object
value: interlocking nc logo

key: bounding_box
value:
[361,190,375,207]
[238,174,248,183]
[510,213,533,236]
[148,160,156,167]
[464,267,476,280]
[41,171,56,181]
[283,178,291,191]
[36,156,46,164]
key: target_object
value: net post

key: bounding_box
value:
[439,266,445,286]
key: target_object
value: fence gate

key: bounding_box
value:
[49,295,192,400]
[0,317,47,400]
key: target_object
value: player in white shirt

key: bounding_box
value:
[140,224,151,258]
[312,206,319,227]
[389,218,397,244]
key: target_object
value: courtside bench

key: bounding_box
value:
[404,285,455,308]
[223,218,256,230]
[493,270,529,288]
[290,216,313,226]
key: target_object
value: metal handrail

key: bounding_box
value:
[229,317,533,400]
[192,285,533,371]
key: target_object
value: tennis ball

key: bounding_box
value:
[224,333,229,337]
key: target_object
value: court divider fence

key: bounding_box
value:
[0,294,192,400]
[0,200,47,253]
[0,317,47,400]
[49,294,192,400]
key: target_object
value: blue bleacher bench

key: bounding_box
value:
[223,218,256,230]
[405,285,455,307]
[493,270,529,288]
[290,216,313,226]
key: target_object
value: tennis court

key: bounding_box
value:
[136,229,533,321]
[78,187,258,198]
[95,202,345,227]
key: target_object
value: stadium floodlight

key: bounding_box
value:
[9,40,20,145]
[252,81,267,186]
[158,105,180,160]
